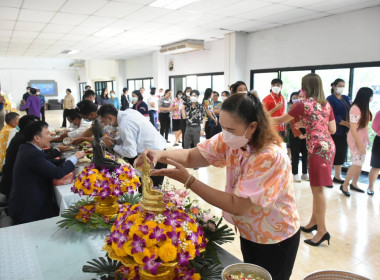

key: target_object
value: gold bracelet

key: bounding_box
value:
[184,174,195,189]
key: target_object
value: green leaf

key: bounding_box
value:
[118,192,142,205]
[82,255,121,277]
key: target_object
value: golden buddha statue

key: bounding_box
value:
[140,155,165,213]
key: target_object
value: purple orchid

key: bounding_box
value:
[100,166,108,174]
[112,187,123,196]
[139,225,149,235]
[142,254,161,275]
[82,179,92,190]
[100,187,111,199]
[110,230,122,243]
[77,173,84,180]
[120,221,134,234]
[144,213,155,221]
[149,227,166,242]
[117,234,127,248]
[131,234,146,254]
[189,232,198,244]
[164,217,180,228]
[166,231,181,246]
[114,166,124,176]
[94,180,102,188]
[177,251,191,267]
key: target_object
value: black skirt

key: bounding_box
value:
[331,134,348,165]
[172,119,182,132]
[370,135,380,169]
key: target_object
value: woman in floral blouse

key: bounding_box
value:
[274,73,336,247]
[135,93,300,280]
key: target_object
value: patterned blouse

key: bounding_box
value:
[0,124,13,171]
[288,98,335,162]
[197,134,300,244]
[171,98,183,120]
[185,102,205,126]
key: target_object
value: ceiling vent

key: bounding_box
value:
[160,39,204,55]
[69,60,85,68]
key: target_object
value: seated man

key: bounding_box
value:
[52,109,92,142]
[97,104,167,187]
[83,89,96,103]
[0,112,20,171]
[70,100,98,144]
[8,121,84,224]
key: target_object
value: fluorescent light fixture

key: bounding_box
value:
[63,50,80,55]
[149,0,198,10]
[93,28,124,37]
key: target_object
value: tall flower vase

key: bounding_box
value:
[139,263,177,280]
[93,196,119,219]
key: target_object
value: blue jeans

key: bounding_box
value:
[149,110,158,129]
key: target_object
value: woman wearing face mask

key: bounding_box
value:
[287,91,309,182]
[158,89,173,143]
[109,90,120,110]
[135,93,300,280]
[221,90,230,101]
[326,78,351,185]
[230,81,248,94]
[131,90,148,117]
[274,73,336,247]
[181,87,192,148]
[202,88,218,139]
[171,90,183,146]
[98,88,110,106]
[211,91,222,136]
[340,87,373,196]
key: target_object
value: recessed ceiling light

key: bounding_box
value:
[149,0,198,10]
[93,28,124,37]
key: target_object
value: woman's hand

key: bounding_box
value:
[134,149,162,170]
[151,159,190,184]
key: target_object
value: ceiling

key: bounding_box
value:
[0,0,379,60]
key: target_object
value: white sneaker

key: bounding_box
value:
[293,174,301,182]
[301,174,310,181]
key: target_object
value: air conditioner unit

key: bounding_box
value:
[69,60,85,68]
[160,39,204,55]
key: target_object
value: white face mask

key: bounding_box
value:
[186,92,191,96]
[110,93,116,98]
[222,128,249,150]
[272,86,281,94]
[132,97,138,104]
[177,95,182,99]
[190,96,198,103]
[336,87,344,95]
[221,96,227,101]
[237,91,248,94]
[36,92,40,95]
[292,99,300,103]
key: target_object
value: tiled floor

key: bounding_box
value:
[45,110,380,279]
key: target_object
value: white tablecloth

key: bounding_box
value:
[54,184,86,214]
[0,217,108,280]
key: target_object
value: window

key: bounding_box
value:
[315,68,350,98]
[169,73,224,95]
[126,77,154,94]
[252,72,278,101]
[212,75,225,94]
[94,81,114,96]
[197,76,212,95]
[281,70,312,102]
[79,82,86,100]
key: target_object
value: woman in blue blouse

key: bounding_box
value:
[326,78,351,184]
[109,90,120,109]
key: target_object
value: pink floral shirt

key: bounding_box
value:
[197,134,300,244]
[288,98,335,162]
[171,98,183,120]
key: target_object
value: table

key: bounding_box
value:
[0,217,241,280]
[54,184,85,214]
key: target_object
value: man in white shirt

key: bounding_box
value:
[52,109,92,141]
[97,104,167,188]
[147,87,158,129]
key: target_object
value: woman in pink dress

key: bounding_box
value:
[274,73,336,247]
[340,88,373,196]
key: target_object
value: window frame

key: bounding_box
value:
[168,72,224,92]
[126,77,154,92]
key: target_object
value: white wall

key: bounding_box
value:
[246,6,380,72]
[125,54,154,79]
[0,57,79,106]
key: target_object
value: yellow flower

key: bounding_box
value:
[112,242,127,257]
[149,246,159,258]
[128,213,142,222]
[145,220,158,229]
[192,273,201,280]
[145,235,158,248]
[158,242,177,262]
[119,173,127,181]
[131,204,140,211]
[128,224,141,239]
[133,249,151,265]
[189,222,198,232]
[123,241,132,256]
[184,242,196,258]
[159,223,173,233]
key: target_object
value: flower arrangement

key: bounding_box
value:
[103,202,206,279]
[71,163,140,198]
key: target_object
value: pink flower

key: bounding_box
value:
[142,254,161,275]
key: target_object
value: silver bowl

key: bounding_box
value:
[222,263,272,280]
[303,270,370,280]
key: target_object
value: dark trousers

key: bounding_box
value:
[181,119,186,148]
[211,115,222,137]
[124,156,167,190]
[205,119,214,140]
[240,230,300,280]
[40,107,45,122]
[289,132,308,175]
[149,110,158,129]
[62,109,69,127]
[159,113,170,140]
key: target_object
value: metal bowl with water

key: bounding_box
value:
[222,263,272,280]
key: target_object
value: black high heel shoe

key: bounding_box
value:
[304,232,330,246]
[340,185,350,197]
[367,188,374,196]
[300,224,317,233]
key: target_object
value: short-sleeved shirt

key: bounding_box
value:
[171,98,183,120]
[39,95,45,107]
[203,100,213,120]
[347,105,369,148]
[185,102,204,127]
[158,97,171,113]
[147,95,158,111]
[212,101,222,113]
[288,98,335,162]
[262,92,286,131]
[326,94,351,135]
[197,134,300,244]
[63,94,75,109]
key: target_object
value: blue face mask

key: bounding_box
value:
[16,126,20,131]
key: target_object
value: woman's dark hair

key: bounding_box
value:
[222,90,230,97]
[184,87,192,93]
[18,115,39,131]
[288,91,299,104]
[271,78,283,85]
[23,121,49,142]
[66,88,71,93]
[123,87,128,93]
[101,88,108,99]
[202,88,213,103]
[5,112,19,125]
[212,91,219,97]
[30,88,36,95]
[76,100,98,116]
[164,89,171,96]
[221,93,282,151]
[176,90,183,98]
[150,87,156,95]
[132,90,143,101]
[330,78,345,94]
[352,87,373,129]
[230,81,246,94]
[67,109,81,121]
[190,90,200,96]
[97,104,118,118]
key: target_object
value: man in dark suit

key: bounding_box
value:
[120,87,129,111]
[8,121,85,224]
